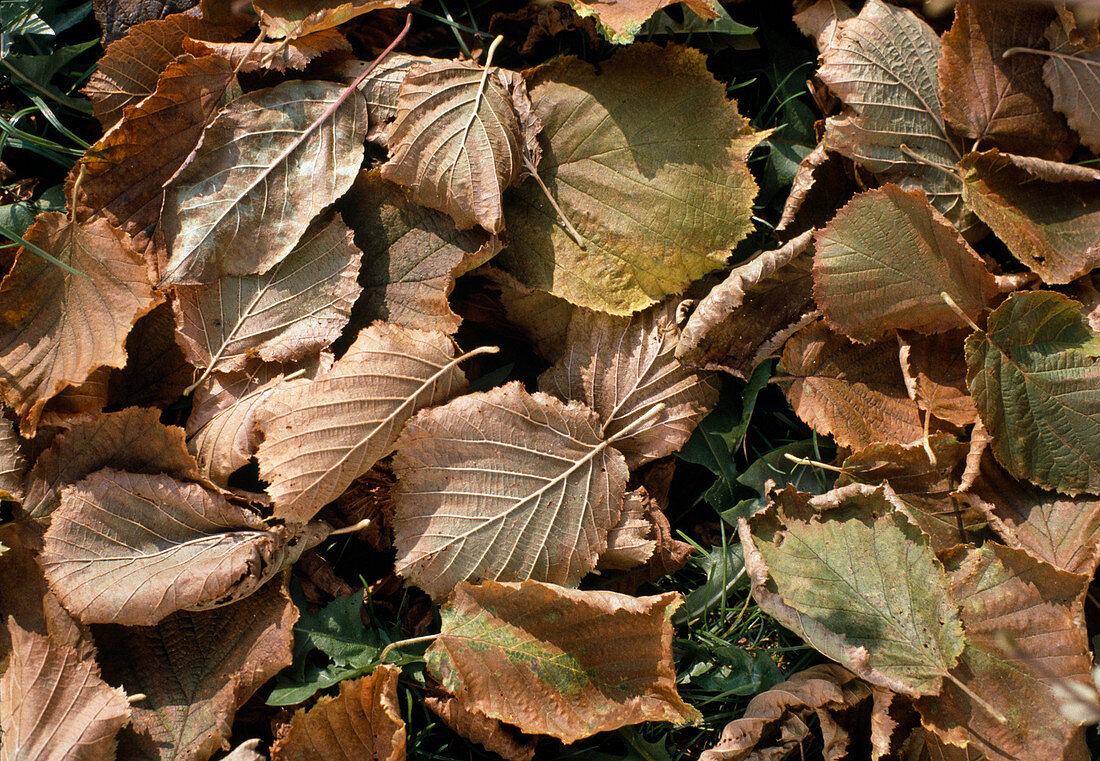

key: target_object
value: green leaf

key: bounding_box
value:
[965,290,1100,495]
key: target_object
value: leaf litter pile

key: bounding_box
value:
[2,0,1100,759]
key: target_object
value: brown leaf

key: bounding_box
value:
[539,298,720,469]
[35,368,112,431]
[75,54,239,245]
[182,28,350,72]
[381,59,540,234]
[424,696,535,761]
[961,452,1100,577]
[1041,7,1100,152]
[915,544,1095,761]
[0,213,161,433]
[426,580,700,743]
[938,0,1072,160]
[0,618,130,761]
[959,149,1100,285]
[108,300,194,408]
[271,666,405,761]
[221,740,265,761]
[256,323,470,522]
[793,0,854,52]
[486,266,574,361]
[676,230,815,379]
[779,321,924,449]
[0,415,25,501]
[1067,271,1100,332]
[699,664,871,761]
[21,406,200,521]
[333,53,434,146]
[97,579,296,761]
[340,169,500,334]
[898,330,978,428]
[393,382,629,599]
[563,0,718,44]
[597,486,658,571]
[41,469,325,625]
[777,144,857,236]
[255,0,412,38]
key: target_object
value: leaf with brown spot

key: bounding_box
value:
[0,618,130,761]
[778,321,924,450]
[898,330,978,428]
[539,299,720,469]
[0,213,161,433]
[41,469,325,625]
[915,544,1095,761]
[340,169,500,334]
[271,666,405,761]
[255,0,412,39]
[96,579,296,761]
[182,28,350,73]
[938,0,1072,160]
[393,382,629,599]
[426,580,700,743]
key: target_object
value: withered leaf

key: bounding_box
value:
[22,406,199,521]
[0,416,25,501]
[393,382,629,599]
[0,214,160,433]
[161,80,368,284]
[424,696,535,761]
[817,0,967,228]
[0,619,130,761]
[539,298,719,469]
[960,150,1100,285]
[271,666,405,761]
[340,169,500,334]
[778,321,924,450]
[915,544,1094,761]
[425,580,701,743]
[41,469,325,625]
[255,0,412,39]
[334,53,434,146]
[108,300,195,408]
[1040,8,1100,152]
[676,230,815,379]
[182,28,351,73]
[741,483,965,696]
[699,664,871,761]
[965,291,1100,495]
[899,330,978,429]
[938,0,1071,160]
[564,0,719,45]
[500,44,762,315]
[813,186,997,342]
[381,59,540,234]
[172,214,361,374]
[597,486,658,571]
[97,579,296,761]
[487,267,574,361]
[256,323,470,522]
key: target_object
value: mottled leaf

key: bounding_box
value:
[255,0,411,39]
[426,580,700,743]
[393,381,629,599]
[499,44,762,314]
[565,0,719,44]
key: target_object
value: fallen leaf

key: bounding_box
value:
[487,267,574,361]
[898,330,978,428]
[0,213,161,433]
[1039,8,1100,152]
[741,483,965,696]
[793,0,854,52]
[424,696,535,761]
[425,580,700,743]
[676,230,815,378]
[539,299,720,469]
[271,666,405,761]
[778,321,924,449]
[172,213,361,375]
[108,300,195,407]
[41,469,325,625]
[0,416,25,501]
[597,486,658,571]
[221,740,265,761]
[96,579,296,761]
[393,381,629,599]
[959,149,1100,285]
[381,58,541,234]
[160,80,368,284]
[499,43,762,315]
[965,290,1100,495]
[777,143,857,235]
[699,664,871,761]
[256,323,471,522]
[0,618,130,761]
[334,53,434,146]
[813,186,997,342]
[340,169,500,334]
[938,0,1072,160]
[563,0,718,45]
[93,0,202,43]
[183,28,351,72]
[254,0,412,39]
[817,0,968,228]
[915,544,1094,761]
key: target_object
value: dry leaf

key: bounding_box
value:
[539,298,719,469]
[334,53,434,146]
[97,579,296,761]
[0,213,161,433]
[172,213,361,374]
[393,381,629,599]
[564,0,718,44]
[487,267,574,361]
[426,580,701,743]
[108,300,195,407]
[1040,8,1100,152]
[0,415,25,501]
[793,0,854,52]
[499,43,762,315]
[340,169,500,334]
[271,666,405,761]
[256,323,470,522]
[255,0,412,39]
[41,469,325,625]
[425,696,534,761]
[597,486,658,571]
[161,80,368,284]
[182,28,351,72]
[898,330,978,428]
[381,59,541,234]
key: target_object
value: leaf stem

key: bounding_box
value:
[945,672,1008,724]
[522,153,587,250]
[783,452,847,475]
[940,291,982,332]
[377,633,438,664]
[604,402,667,446]
[898,144,959,179]
[329,517,372,536]
[456,35,503,155]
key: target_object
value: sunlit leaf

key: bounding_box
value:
[182,28,350,73]
[0,416,25,501]
[254,0,412,39]
[1039,8,1100,152]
